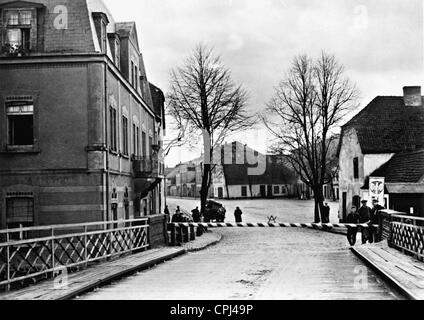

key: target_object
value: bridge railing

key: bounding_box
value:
[0,218,149,291]
[388,214,424,262]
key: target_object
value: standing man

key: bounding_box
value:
[370,199,385,243]
[164,205,170,222]
[234,207,243,223]
[346,206,360,246]
[323,203,331,223]
[358,200,371,244]
[191,207,201,223]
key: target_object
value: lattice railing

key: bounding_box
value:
[390,216,424,261]
[0,219,149,290]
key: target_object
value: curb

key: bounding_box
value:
[185,232,223,253]
[350,247,417,300]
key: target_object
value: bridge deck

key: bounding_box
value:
[0,247,186,300]
[352,243,424,300]
[79,228,403,300]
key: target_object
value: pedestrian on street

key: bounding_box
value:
[234,207,243,223]
[191,207,201,223]
[358,200,371,244]
[346,205,360,246]
[323,203,331,223]
[369,199,385,243]
[172,206,184,223]
[164,205,170,222]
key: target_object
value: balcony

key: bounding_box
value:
[132,156,165,178]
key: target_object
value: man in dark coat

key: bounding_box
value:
[234,207,243,223]
[346,206,360,246]
[323,203,331,223]
[358,200,371,244]
[369,199,385,243]
[191,207,201,223]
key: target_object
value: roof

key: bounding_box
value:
[362,149,424,190]
[342,96,424,154]
[149,83,165,120]
[223,155,298,186]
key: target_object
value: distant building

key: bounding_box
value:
[166,142,305,200]
[338,86,424,220]
[0,0,166,230]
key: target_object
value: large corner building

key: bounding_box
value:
[0,0,166,230]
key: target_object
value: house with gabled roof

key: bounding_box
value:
[338,86,424,221]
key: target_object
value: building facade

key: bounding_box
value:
[0,0,165,230]
[166,142,304,200]
[338,86,424,221]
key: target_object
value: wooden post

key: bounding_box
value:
[6,233,10,292]
[51,228,55,271]
[183,226,189,243]
[84,226,88,267]
[177,225,183,245]
[190,225,196,241]
[170,224,176,246]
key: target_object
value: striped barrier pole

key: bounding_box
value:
[170,222,379,229]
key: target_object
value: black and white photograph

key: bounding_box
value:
[0,0,423,309]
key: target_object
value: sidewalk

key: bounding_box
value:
[351,242,424,300]
[0,231,222,301]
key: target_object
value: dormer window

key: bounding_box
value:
[92,12,109,54]
[2,9,34,53]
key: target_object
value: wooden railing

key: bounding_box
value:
[0,218,149,291]
[389,214,424,262]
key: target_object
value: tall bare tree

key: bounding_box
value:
[264,52,358,223]
[168,44,254,215]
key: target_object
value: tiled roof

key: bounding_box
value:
[149,83,165,119]
[223,156,298,186]
[343,96,424,154]
[362,149,424,187]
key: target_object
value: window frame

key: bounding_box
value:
[241,186,248,197]
[6,100,35,147]
[122,115,129,156]
[353,157,359,179]
[109,106,117,152]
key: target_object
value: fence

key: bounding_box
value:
[389,214,424,262]
[0,218,149,290]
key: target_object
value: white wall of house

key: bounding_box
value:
[338,128,394,220]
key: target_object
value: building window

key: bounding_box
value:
[5,10,33,51]
[115,38,120,69]
[6,197,34,239]
[274,186,280,194]
[142,131,146,156]
[109,106,117,151]
[6,11,19,25]
[132,124,140,157]
[6,101,34,146]
[241,186,247,197]
[131,61,134,86]
[134,66,138,89]
[353,157,359,179]
[20,11,32,25]
[122,116,129,156]
[101,21,107,53]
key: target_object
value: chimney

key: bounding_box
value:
[403,86,422,107]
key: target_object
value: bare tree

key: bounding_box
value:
[264,52,358,223]
[168,44,255,215]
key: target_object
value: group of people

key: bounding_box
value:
[346,199,385,246]
[164,205,244,223]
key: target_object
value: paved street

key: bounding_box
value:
[167,198,340,223]
[79,228,402,300]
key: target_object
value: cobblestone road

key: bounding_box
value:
[79,228,402,300]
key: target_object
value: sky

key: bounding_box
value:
[104,0,424,167]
